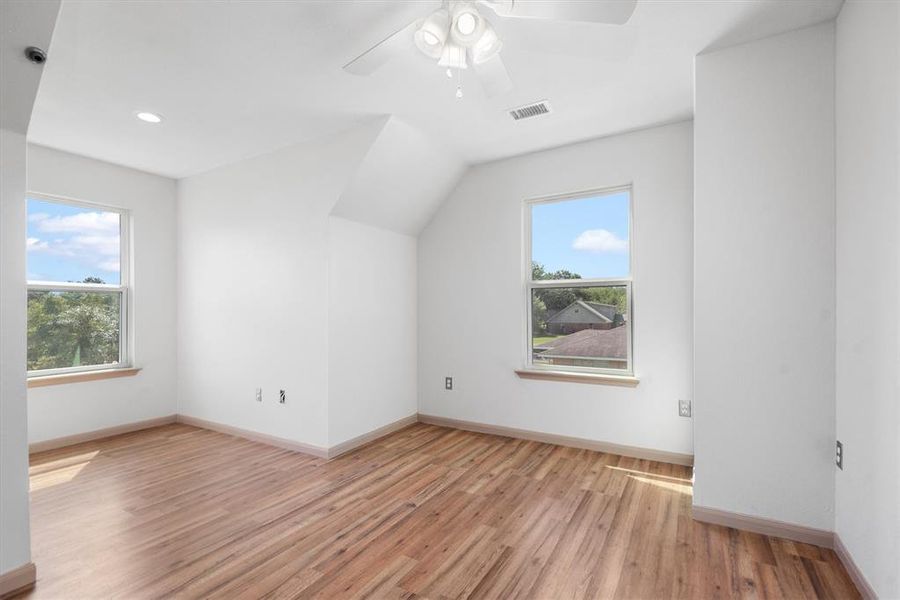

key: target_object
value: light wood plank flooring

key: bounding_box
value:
[23,423,858,599]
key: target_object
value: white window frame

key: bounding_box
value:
[524,185,634,376]
[26,193,132,377]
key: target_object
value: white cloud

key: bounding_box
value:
[71,234,120,257]
[572,229,628,254]
[26,233,120,273]
[27,208,122,275]
[27,237,49,251]
[30,211,119,234]
[97,259,121,272]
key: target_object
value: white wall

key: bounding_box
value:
[26,145,178,443]
[418,121,694,456]
[0,128,33,575]
[834,1,900,597]
[327,216,417,446]
[176,126,379,448]
[0,0,59,576]
[693,23,836,530]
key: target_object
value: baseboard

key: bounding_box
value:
[29,415,177,454]
[28,412,692,468]
[691,505,834,548]
[175,415,329,459]
[417,413,694,466]
[834,533,877,600]
[327,414,419,459]
[27,413,415,461]
[0,562,36,599]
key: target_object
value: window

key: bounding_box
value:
[26,196,129,376]
[526,187,633,375]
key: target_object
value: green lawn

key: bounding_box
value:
[532,335,561,346]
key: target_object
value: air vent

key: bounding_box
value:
[508,100,552,121]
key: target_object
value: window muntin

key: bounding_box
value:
[526,188,633,375]
[26,196,129,376]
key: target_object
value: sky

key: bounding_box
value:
[25,192,626,284]
[27,198,121,284]
[531,190,630,279]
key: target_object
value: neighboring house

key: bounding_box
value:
[534,326,628,370]
[544,300,625,335]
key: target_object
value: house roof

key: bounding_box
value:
[535,326,627,360]
[546,300,620,324]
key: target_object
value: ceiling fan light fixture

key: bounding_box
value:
[414,8,450,59]
[437,42,468,70]
[471,22,502,64]
[457,12,477,35]
[450,3,485,47]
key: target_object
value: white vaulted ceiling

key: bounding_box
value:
[29,0,842,179]
[332,116,467,235]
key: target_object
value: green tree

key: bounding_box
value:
[583,286,627,314]
[531,294,549,335]
[532,262,587,314]
[27,277,120,370]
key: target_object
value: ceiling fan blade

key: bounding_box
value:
[474,55,513,98]
[492,15,638,59]
[482,0,637,24]
[343,20,419,75]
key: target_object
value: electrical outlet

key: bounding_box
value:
[678,399,692,418]
[445,377,453,391]
[256,388,263,402]
[836,440,843,470]
[279,389,286,404]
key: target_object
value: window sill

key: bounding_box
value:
[515,369,640,387]
[28,367,141,388]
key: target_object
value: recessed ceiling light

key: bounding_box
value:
[135,111,162,124]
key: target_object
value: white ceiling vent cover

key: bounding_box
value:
[508,100,552,121]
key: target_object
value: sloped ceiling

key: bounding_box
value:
[28,1,843,178]
[331,116,467,236]
[0,0,60,133]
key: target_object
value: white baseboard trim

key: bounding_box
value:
[29,415,177,454]
[175,414,329,459]
[0,562,36,599]
[834,533,877,600]
[691,505,834,548]
[30,412,692,468]
[28,413,415,461]
[417,413,694,466]
[327,414,419,459]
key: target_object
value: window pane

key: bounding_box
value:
[531,191,629,280]
[27,198,121,285]
[531,285,628,371]
[27,290,121,371]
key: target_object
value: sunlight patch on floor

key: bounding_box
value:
[606,464,692,483]
[627,473,693,495]
[30,451,98,491]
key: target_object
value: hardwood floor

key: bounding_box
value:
[23,423,858,599]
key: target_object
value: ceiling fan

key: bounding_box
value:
[343,0,638,99]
